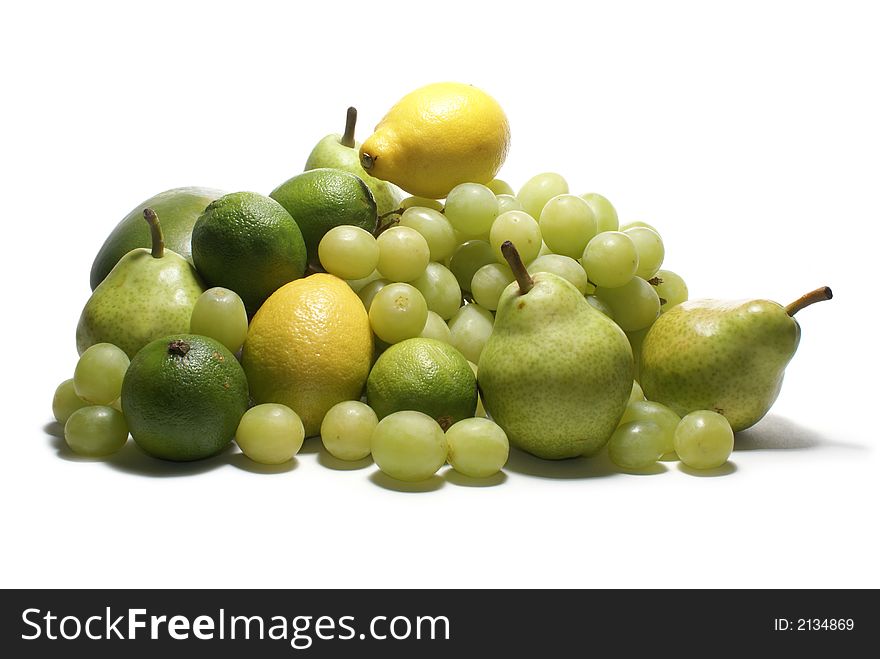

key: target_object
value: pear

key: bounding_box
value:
[76,209,206,358]
[478,241,633,459]
[304,107,401,216]
[639,287,832,431]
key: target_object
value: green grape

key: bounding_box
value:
[674,410,734,469]
[399,206,457,262]
[489,211,542,264]
[401,196,443,211]
[448,240,496,292]
[445,417,509,478]
[495,194,524,215]
[538,241,553,257]
[652,269,689,311]
[586,295,614,319]
[358,278,390,311]
[619,400,681,456]
[581,231,639,288]
[624,226,665,279]
[486,178,514,196]
[608,421,665,469]
[595,277,660,332]
[369,283,429,344]
[190,287,249,354]
[320,400,378,461]
[236,403,305,465]
[628,380,645,404]
[620,220,658,233]
[318,225,380,280]
[64,406,128,457]
[420,310,453,344]
[444,183,499,238]
[471,263,514,311]
[376,226,430,282]
[527,254,589,294]
[466,361,487,417]
[410,262,462,320]
[73,343,130,405]
[517,172,569,219]
[347,269,383,293]
[371,410,448,481]
[538,194,598,258]
[448,303,494,363]
[52,379,90,424]
[581,193,619,232]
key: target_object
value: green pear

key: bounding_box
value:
[639,287,832,431]
[304,107,401,216]
[90,186,225,290]
[76,209,206,358]
[478,242,633,459]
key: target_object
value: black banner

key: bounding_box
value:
[1,589,873,656]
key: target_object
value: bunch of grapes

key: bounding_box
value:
[317,172,731,475]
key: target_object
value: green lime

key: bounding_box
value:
[191,192,307,316]
[269,168,378,266]
[121,334,249,461]
[366,338,477,429]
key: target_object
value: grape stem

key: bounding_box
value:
[785,286,833,316]
[374,212,402,237]
[341,107,357,148]
[501,241,533,295]
[143,208,165,259]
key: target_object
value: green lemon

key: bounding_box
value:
[269,168,378,266]
[366,338,477,429]
[121,334,249,461]
[191,192,307,316]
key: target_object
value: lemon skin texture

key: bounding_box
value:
[360,82,510,199]
[241,274,374,437]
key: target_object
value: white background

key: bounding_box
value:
[1,0,877,589]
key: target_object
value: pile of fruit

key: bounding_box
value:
[52,82,831,482]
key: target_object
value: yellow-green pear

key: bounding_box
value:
[478,242,633,459]
[304,107,401,216]
[639,287,832,431]
[76,209,206,358]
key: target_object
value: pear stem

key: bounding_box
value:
[341,107,357,148]
[143,208,164,259]
[501,241,533,295]
[785,286,833,316]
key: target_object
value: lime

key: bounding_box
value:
[121,334,249,461]
[191,192,307,316]
[269,168,378,266]
[366,338,477,429]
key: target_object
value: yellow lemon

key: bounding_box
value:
[241,274,373,437]
[360,82,511,199]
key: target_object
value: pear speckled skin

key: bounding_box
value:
[639,299,800,431]
[305,134,402,216]
[76,248,206,358]
[478,272,633,459]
